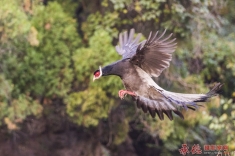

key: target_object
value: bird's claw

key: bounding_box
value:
[118,90,136,99]
[118,90,125,99]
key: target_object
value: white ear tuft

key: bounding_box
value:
[99,66,102,78]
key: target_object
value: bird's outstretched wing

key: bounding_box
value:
[130,29,177,77]
[136,83,222,120]
[115,29,145,59]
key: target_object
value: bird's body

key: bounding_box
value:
[101,59,156,97]
[93,29,222,120]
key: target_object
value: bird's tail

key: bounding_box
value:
[161,83,223,110]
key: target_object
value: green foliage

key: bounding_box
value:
[85,0,226,38]
[48,0,80,17]
[200,32,235,97]
[0,1,81,130]
[0,0,30,44]
[209,98,235,150]
[82,11,120,39]
[2,2,81,98]
[0,75,42,129]
[65,88,112,127]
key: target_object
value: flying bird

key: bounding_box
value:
[93,29,222,120]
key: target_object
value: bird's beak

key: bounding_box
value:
[93,76,96,82]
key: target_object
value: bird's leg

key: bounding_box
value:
[118,90,136,99]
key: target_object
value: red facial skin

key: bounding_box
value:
[94,71,100,78]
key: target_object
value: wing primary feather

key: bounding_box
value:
[147,31,153,42]
[163,110,173,120]
[123,31,128,45]
[130,33,141,46]
[173,110,184,119]
[119,33,123,48]
[155,29,167,41]
[128,29,134,43]
[148,107,156,118]
[136,98,143,108]
[149,31,159,43]
[159,33,173,43]
[161,38,176,45]
[158,111,164,120]
[141,104,148,113]
[187,106,196,111]
[155,110,163,120]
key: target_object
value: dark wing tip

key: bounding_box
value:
[136,97,186,120]
[163,110,173,121]
[141,104,148,113]
[148,107,156,118]
[156,110,164,120]
[173,110,184,120]
[207,82,223,97]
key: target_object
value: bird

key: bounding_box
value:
[93,28,222,120]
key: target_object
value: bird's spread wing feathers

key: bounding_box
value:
[136,83,222,120]
[136,96,184,120]
[115,29,146,59]
[130,29,177,77]
[134,66,222,120]
[115,29,176,77]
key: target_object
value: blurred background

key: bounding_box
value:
[0,0,235,155]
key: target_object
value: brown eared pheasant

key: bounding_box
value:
[93,29,222,120]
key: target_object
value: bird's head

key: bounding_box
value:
[93,66,102,81]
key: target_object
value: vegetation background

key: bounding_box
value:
[0,0,235,155]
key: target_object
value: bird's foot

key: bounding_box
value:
[118,90,136,99]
